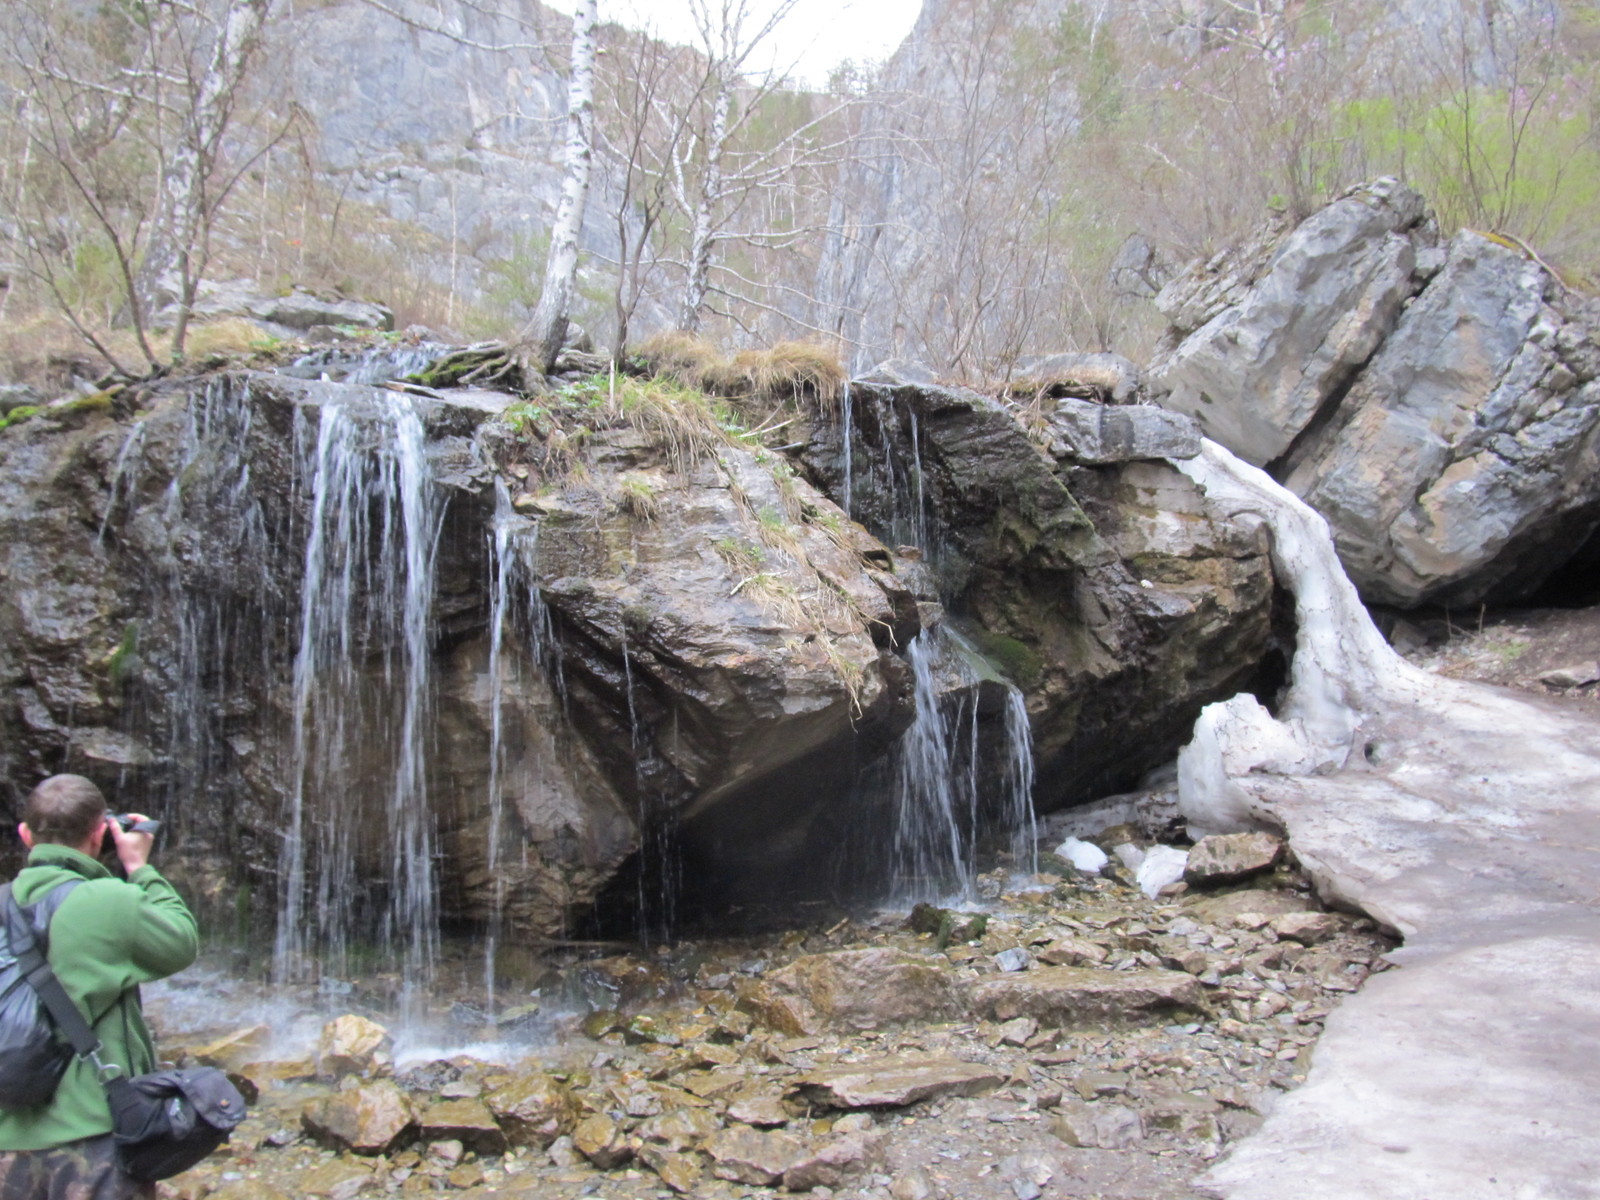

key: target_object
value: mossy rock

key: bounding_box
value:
[967,629,1044,689]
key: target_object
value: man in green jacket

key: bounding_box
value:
[0,774,198,1199]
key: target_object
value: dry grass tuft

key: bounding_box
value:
[617,470,664,522]
[635,331,722,391]
[730,341,845,410]
[634,335,845,413]
[184,318,279,361]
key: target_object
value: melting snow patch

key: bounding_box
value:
[1136,846,1189,898]
[1054,837,1109,873]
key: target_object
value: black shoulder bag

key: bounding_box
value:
[4,889,247,1181]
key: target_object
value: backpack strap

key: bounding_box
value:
[3,882,105,1066]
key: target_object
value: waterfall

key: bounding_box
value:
[1002,688,1039,877]
[388,398,441,1012]
[890,626,1038,902]
[483,488,514,1016]
[135,378,275,849]
[840,380,853,518]
[274,393,443,1009]
[481,504,570,1009]
[287,342,448,385]
[97,419,147,545]
[893,631,974,900]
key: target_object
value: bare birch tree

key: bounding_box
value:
[658,0,865,337]
[135,0,274,354]
[521,0,598,373]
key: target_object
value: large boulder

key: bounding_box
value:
[1283,231,1600,606]
[1149,178,1432,468]
[1150,181,1600,607]
[803,381,1277,803]
[0,363,919,941]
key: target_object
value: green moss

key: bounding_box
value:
[62,390,116,414]
[622,603,653,637]
[0,405,40,433]
[968,629,1044,689]
[106,622,140,688]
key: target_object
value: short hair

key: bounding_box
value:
[23,775,106,847]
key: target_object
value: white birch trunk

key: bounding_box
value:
[135,0,271,349]
[677,79,730,334]
[524,0,598,374]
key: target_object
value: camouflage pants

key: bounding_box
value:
[0,1135,153,1200]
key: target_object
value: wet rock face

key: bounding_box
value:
[0,365,916,939]
[1150,179,1600,607]
[803,382,1277,804]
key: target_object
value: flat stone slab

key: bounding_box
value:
[966,966,1208,1027]
[790,1056,1006,1109]
[1184,831,1283,885]
[752,948,962,1035]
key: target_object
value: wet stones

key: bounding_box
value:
[315,1015,391,1078]
[749,948,964,1035]
[967,966,1209,1027]
[190,1025,272,1071]
[572,1113,632,1168]
[1184,832,1285,885]
[149,834,1397,1200]
[414,1097,506,1155]
[301,1081,415,1155]
[483,1071,577,1147]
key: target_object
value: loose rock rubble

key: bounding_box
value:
[150,834,1393,1200]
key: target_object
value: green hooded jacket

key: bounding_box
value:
[0,843,198,1151]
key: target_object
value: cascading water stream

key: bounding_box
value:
[840,380,853,518]
[889,626,1037,902]
[274,393,443,1017]
[892,630,974,900]
[483,488,514,1017]
[839,386,1040,902]
[97,420,147,546]
[387,398,442,1013]
[287,342,447,386]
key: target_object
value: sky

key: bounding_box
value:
[541,0,924,88]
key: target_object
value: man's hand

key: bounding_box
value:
[107,815,154,873]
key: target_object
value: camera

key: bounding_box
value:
[107,813,161,836]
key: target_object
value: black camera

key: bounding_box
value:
[107,813,161,836]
